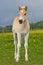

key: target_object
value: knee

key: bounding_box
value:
[24,44,28,48]
[14,40,16,45]
[17,44,21,48]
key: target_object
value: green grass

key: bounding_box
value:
[0,31,43,65]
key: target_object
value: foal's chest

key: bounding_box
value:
[13,17,29,33]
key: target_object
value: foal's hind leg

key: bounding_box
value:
[24,33,29,61]
[13,33,17,59]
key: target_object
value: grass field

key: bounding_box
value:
[0,30,43,65]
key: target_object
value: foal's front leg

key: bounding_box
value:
[16,33,21,62]
[24,33,29,61]
[13,33,17,59]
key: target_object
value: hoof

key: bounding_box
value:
[25,57,28,61]
[16,58,19,62]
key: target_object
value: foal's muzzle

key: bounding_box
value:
[19,19,23,24]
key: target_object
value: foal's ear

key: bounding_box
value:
[18,6,21,11]
[25,6,27,11]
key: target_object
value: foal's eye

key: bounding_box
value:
[24,13,26,15]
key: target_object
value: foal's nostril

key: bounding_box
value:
[19,19,23,24]
[24,13,26,15]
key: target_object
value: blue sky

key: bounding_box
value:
[0,0,43,26]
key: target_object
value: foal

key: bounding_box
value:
[12,6,30,62]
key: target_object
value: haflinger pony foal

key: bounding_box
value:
[12,6,30,62]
